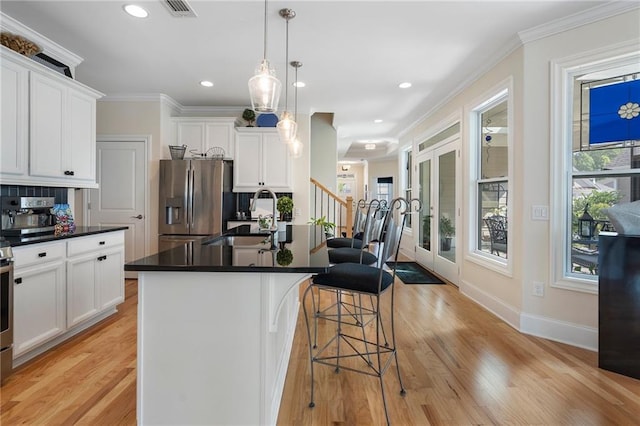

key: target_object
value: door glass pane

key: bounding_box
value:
[438,151,456,261]
[419,159,431,251]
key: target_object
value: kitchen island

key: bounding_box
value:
[126,225,331,426]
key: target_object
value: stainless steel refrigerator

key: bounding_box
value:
[158,159,234,252]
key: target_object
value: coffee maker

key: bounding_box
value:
[1,197,57,236]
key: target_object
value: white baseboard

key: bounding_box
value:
[460,278,598,352]
[520,312,597,352]
[459,278,521,329]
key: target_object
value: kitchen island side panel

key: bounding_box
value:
[137,271,307,426]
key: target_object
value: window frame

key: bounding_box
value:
[550,42,639,294]
[467,78,514,275]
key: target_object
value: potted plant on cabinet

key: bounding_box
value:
[439,216,455,251]
[242,108,256,127]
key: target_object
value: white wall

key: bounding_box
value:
[310,113,337,192]
[396,8,640,350]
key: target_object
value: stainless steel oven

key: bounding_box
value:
[1,242,14,385]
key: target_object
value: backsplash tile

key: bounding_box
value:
[0,185,68,203]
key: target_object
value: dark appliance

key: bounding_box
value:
[1,197,56,236]
[1,239,14,385]
[158,159,234,252]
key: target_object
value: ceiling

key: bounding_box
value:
[0,0,616,162]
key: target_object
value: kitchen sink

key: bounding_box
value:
[205,234,272,247]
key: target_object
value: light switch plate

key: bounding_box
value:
[532,205,549,221]
[533,281,544,297]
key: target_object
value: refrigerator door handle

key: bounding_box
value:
[185,167,191,228]
[189,167,195,229]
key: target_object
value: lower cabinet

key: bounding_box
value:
[12,231,125,363]
[13,259,66,357]
[67,245,124,326]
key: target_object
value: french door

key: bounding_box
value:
[415,139,460,285]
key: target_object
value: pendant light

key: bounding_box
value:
[289,61,303,158]
[277,8,297,144]
[248,0,281,113]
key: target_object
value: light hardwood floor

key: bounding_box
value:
[2,277,639,425]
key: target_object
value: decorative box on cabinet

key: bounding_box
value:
[598,234,640,380]
[172,117,236,159]
[0,46,103,188]
[233,127,292,192]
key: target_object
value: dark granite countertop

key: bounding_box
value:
[1,226,129,247]
[126,224,331,273]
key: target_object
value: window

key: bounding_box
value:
[403,149,412,228]
[551,45,639,293]
[376,177,393,204]
[569,74,640,277]
[471,88,510,261]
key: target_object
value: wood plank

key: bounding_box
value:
[1,275,639,425]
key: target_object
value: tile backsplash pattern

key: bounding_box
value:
[0,185,68,203]
[236,192,293,221]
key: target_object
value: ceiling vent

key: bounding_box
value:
[162,0,197,17]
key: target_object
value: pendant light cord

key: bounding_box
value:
[283,16,290,111]
[262,0,268,61]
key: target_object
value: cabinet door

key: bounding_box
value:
[67,88,96,181]
[67,254,99,327]
[262,133,291,190]
[30,72,66,178]
[204,121,234,159]
[13,261,66,357]
[98,246,125,310]
[234,133,263,190]
[0,56,28,177]
[177,122,206,154]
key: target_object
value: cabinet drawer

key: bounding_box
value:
[13,241,66,269]
[67,232,124,257]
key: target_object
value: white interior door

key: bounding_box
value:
[415,139,460,285]
[88,139,146,278]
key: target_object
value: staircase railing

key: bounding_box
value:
[310,178,353,238]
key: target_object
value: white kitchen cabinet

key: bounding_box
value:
[173,117,236,159]
[0,51,29,177]
[11,230,125,366]
[0,46,102,188]
[67,233,125,327]
[30,72,97,184]
[12,242,67,357]
[234,128,292,192]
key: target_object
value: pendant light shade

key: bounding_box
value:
[248,59,281,112]
[248,0,281,113]
[290,137,303,158]
[277,8,296,143]
[288,60,303,158]
[277,111,297,142]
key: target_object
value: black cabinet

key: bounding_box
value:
[598,234,640,380]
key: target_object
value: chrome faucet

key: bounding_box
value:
[250,187,278,232]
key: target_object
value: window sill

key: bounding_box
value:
[466,251,512,278]
[551,275,598,295]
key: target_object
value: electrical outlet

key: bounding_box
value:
[533,281,544,297]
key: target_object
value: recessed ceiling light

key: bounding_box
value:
[398,82,412,89]
[374,119,383,123]
[293,81,305,88]
[365,143,376,150]
[124,4,148,18]
[200,80,214,87]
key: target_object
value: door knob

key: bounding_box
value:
[131,214,143,219]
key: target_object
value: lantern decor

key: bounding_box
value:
[578,203,595,239]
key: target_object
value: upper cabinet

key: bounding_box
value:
[172,117,236,160]
[0,47,103,188]
[233,128,292,192]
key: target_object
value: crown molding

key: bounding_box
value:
[0,12,83,72]
[99,93,246,117]
[519,1,640,45]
